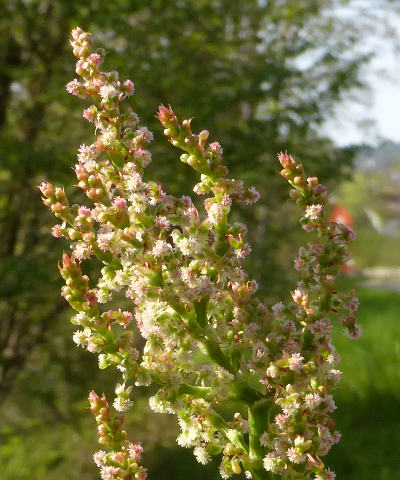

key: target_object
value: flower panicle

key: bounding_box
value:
[41,27,359,480]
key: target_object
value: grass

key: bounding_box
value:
[327,287,400,479]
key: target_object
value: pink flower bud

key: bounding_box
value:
[157,104,178,129]
[39,181,55,197]
[278,152,296,169]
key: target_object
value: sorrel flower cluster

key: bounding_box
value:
[40,28,360,480]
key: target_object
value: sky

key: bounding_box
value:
[328,2,400,147]
[329,47,400,147]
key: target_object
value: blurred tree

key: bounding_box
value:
[0,0,398,478]
[92,0,368,290]
[0,0,383,408]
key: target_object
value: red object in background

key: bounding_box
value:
[329,205,355,273]
[329,205,354,227]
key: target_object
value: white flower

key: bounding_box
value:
[97,232,114,251]
[263,453,279,473]
[72,242,91,260]
[207,202,225,225]
[99,84,118,101]
[96,287,112,303]
[152,239,173,258]
[129,193,147,213]
[275,413,288,429]
[113,396,133,412]
[287,447,306,464]
[288,353,304,371]
[73,329,87,346]
[126,172,143,191]
[136,126,154,143]
[93,450,107,467]
[305,204,322,220]
[304,393,322,410]
[100,127,117,147]
[193,446,210,465]
[177,417,201,447]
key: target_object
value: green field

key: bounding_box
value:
[327,287,400,479]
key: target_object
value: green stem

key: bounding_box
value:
[248,399,269,459]
[177,384,212,399]
[200,336,235,375]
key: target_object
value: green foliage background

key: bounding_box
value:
[0,1,399,479]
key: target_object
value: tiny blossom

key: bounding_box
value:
[263,453,280,473]
[99,84,118,101]
[207,202,226,225]
[52,225,64,238]
[288,353,304,371]
[128,443,143,460]
[291,287,307,305]
[73,330,87,346]
[132,147,152,167]
[304,393,322,410]
[305,204,322,220]
[155,215,170,229]
[246,186,260,204]
[93,450,107,467]
[326,352,338,365]
[310,319,331,338]
[136,126,154,143]
[271,301,285,320]
[77,144,97,165]
[329,369,342,381]
[275,413,288,429]
[113,197,127,209]
[83,105,97,122]
[66,78,84,97]
[129,192,148,213]
[101,127,117,147]
[72,242,91,260]
[126,172,143,191]
[97,232,114,251]
[193,445,211,465]
[287,447,306,464]
[97,288,113,303]
[294,257,306,271]
[345,324,362,339]
[260,432,269,446]
[88,52,102,65]
[315,469,336,480]
[123,79,135,95]
[113,397,133,412]
[152,239,173,258]
[100,466,119,480]
[208,141,223,154]
[78,206,91,216]
[324,395,337,412]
